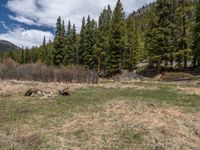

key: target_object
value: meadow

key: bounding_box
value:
[0,80,200,150]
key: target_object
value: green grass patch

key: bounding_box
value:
[1,86,200,126]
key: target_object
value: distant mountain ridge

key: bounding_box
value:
[0,40,20,52]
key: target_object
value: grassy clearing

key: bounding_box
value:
[0,81,200,149]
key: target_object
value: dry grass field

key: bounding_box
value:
[0,80,200,150]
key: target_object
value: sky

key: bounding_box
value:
[0,0,155,48]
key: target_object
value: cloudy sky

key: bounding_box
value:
[0,0,155,48]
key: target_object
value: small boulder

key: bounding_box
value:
[25,89,42,97]
[59,88,70,96]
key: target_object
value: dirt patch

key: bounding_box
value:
[45,101,200,149]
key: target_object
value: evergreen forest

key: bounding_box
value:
[1,0,200,77]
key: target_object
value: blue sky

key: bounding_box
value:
[0,0,154,48]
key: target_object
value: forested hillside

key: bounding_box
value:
[1,0,200,77]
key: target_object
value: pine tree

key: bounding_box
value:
[78,17,87,64]
[97,5,112,73]
[176,0,190,69]
[29,46,37,63]
[169,0,177,68]
[145,0,175,69]
[53,17,65,66]
[193,0,200,67]
[82,16,98,69]
[43,36,46,48]
[20,46,26,64]
[61,20,65,37]
[108,0,126,76]
[145,7,159,67]
[72,24,78,64]
[63,21,72,65]
[125,16,139,71]
[64,22,78,65]
[46,42,54,65]
[25,47,30,63]
[66,21,72,36]
[41,36,47,63]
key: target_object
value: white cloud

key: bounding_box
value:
[9,15,40,26]
[7,0,155,28]
[0,27,54,48]
[0,21,9,30]
[3,0,155,47]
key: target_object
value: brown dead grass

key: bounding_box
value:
[1,101,200,149]
[1,80,200,149]
[0,80,157,97]
[16,133,43,149]
[178,87,200,96]
[41,101,200,150]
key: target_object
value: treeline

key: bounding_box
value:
[1,0,200,77]
[2,0,143,77]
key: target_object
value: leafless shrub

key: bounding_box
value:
[0,58,98,84]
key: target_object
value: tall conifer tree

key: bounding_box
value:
[64,22,78,65]
[145,0,175,69]
[176,0,190,68]
[82,16,98,69]
[193,0,200,67]
[97,5,112,73]
[78,17,87,64]
[53,17,65,66]
[41,36,47,63]
[125,16,139,71]
[108,0,126,76]
[72,24,78,64]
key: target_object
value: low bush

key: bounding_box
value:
[0,58,98,84]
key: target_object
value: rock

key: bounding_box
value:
[114,71,144,81]
[43,91,55,98]
[59,88,70,96]
[25,89,42,97]
[25,89,55,98]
